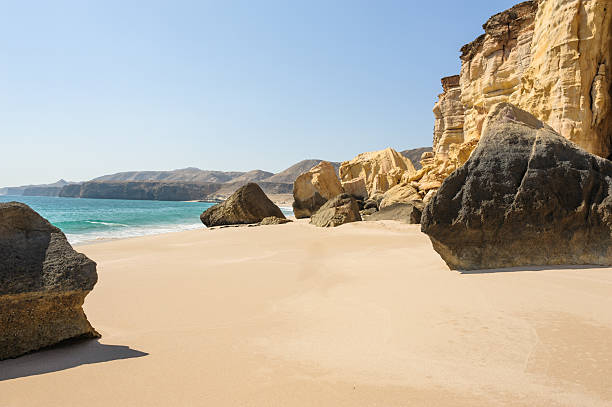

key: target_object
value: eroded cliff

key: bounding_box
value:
[414,0,612,194]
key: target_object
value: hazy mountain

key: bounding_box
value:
[92,167,245,184]
[262,160,341,184]
[400,147,433,170]
[227,170,274,184]
[0,179,73,196]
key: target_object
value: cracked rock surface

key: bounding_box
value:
[422,103,612,270]
[0,202,99,360]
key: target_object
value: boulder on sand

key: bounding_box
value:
[422,103,612,270]
[310,194,362,228]
[292,161,344,219]
[365,202,424,224]
[200,183,285,227]
[0,202,99,360]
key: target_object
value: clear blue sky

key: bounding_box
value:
[1,0,519,186]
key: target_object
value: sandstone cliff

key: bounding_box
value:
[339,148,415,199]
[414,0,612,195]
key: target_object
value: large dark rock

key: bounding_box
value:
[200,183,285,227]
[422,103,612,270]
[310,194,362,227]
[0,202,99,360]
[365,202,423,224]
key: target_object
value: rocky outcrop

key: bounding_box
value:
[422,103,612,271]
[262,160,341,184]
[0,202,99,360]
[292,161,344,219]
[339,148,415,199]
[365,202,423,224]
[259,217,292,226]
[200,183,285,227]
[414,0,612,196]
[513,0,612,158]
[379,183,421,209]
[310,194,362,227]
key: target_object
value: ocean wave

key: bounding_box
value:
[85,220,130,227]
[67,223,204,245]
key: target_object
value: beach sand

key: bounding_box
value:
[1,220,611,406]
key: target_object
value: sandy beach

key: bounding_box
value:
[1,220,611,406]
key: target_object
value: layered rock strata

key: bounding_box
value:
[414,0,612,194]
[292,161,344,219]
[422,103,612,270]
[0,202,99,360]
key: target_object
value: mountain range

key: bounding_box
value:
[1,148,426,201]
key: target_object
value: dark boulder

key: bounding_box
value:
[365,202,423,224]
[0,202,99,360]
[422,103,612,270]
[200,183,285,227]
[310,194,362,227]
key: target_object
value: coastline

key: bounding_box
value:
[2,220,610,406]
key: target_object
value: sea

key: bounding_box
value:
[0,195,293,245]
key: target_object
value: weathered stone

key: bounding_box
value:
[340,177,368,200]
[339,148,415,199]
[360,208,378,217]
[365,202,423,224]
[363,199,379,211]
[310,194,362,228]
[422,103,612,271]
[200,183,285,227]
[415,0,612,196]
[259,216,292,226]
[380,183,421,209]
[0,202,99,360]
[292,161,343,219]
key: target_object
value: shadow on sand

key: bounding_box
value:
[0,338,148,381]
[459,264,609,275]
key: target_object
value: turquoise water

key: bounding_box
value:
[0,196,294,245]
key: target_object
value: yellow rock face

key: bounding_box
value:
[339,148,415,199]
[416,0,612,195]
[513,0,612,158]
[292,161,344,218]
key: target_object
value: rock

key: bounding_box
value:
[292,161,344,219]
[360,208,378,217]
[0,202,99,360]
[365,202,423,224]
[339,148,416,199]
[259,216,292,226]
[363,199,378,211]
[422,190,437,206]
[310,194,362,228]
[340,177,368,200]
[200,183,285,227]
[414,0,612,197]
[421,103,612,271]
[380,183,421,209]
[400,147,433,170]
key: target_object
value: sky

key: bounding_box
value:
[0,0,520,186]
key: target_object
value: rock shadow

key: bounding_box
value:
[0,338,148,381]
[459,264,609,275]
